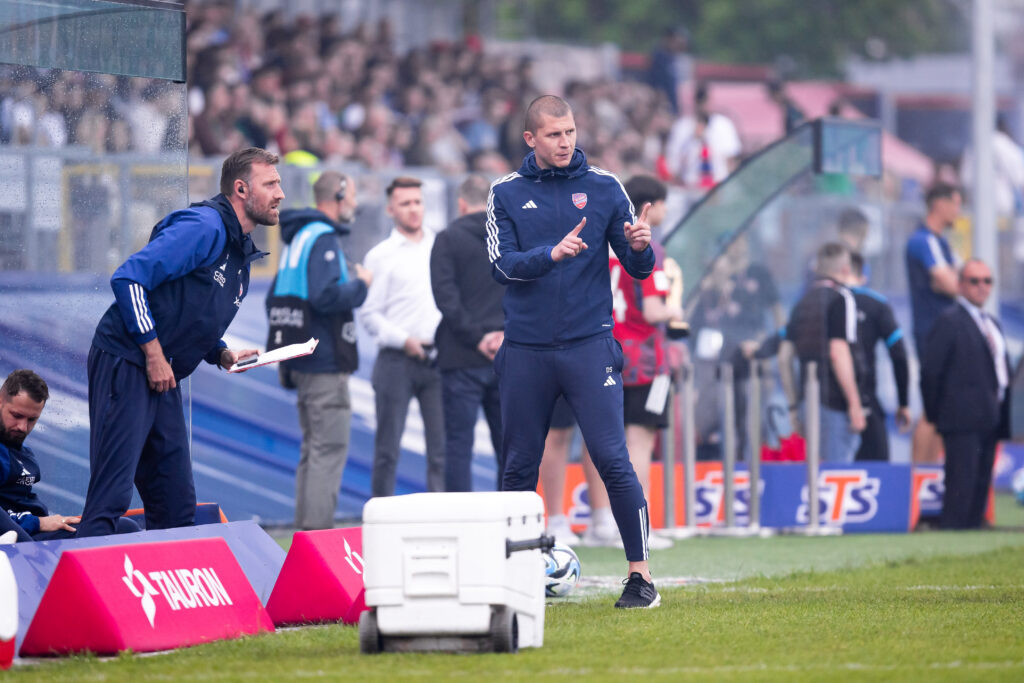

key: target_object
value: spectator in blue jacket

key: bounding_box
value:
[79,147,283,537]
[487,95,659,609]
[266,171,372,530]
[0,369,139,542]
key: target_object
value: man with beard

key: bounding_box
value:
[0,370,139,542]
[0,370,76,542]
[79,147,283,537]
[266,171,372,529]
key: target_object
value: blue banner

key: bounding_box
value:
[759,463,912,533]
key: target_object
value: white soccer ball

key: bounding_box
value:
[1012,468,1024,506]
[543,541,581,598]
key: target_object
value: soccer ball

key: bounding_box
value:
[1012,468,1024,506]
[543,542,581,598]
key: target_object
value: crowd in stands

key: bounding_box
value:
[182,2,684,180]
[0,2,730,188]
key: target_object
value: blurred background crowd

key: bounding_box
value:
[8,0,1023,205]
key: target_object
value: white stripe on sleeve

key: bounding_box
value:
[130,283,154,333]
[926,234,951,268]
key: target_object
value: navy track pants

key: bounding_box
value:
[495,333,650,561]
[78,346,196,537]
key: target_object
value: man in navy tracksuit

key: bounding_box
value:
[267,171,372,530]
[487,95,660,608]
[78,147,283,537]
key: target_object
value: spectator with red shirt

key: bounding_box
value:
[579,175,683,549]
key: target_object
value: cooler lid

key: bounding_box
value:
[362,491,544,525]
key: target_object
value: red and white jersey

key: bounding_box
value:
[609,249,671,386]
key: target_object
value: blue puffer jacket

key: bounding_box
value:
[486,149,654,345]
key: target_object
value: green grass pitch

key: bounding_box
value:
[10,495,1024,682]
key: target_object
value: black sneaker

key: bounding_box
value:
[614,572,661,609]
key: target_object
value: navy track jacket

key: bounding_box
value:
[92,194,265,380]
[486,149,654,345]
[0,442,47,534]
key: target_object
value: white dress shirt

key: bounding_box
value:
[957,296,1008,399]
[359,227,442,350]
[663,113,742,185]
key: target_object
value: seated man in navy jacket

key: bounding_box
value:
[0,369,139,542]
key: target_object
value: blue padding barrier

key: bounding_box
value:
[0,520,285,651]
[0,276,499,525]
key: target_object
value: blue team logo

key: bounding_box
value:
[572,193,587,209]
[797,470,880,525]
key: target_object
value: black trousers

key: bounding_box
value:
[441,366,503,492]
[370,349,445,497]
[855,397,888,462]
[940,430,998,530]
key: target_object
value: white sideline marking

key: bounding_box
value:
[902,584,1024,591]
[58,660,1020,677]
[539,660,1024,675]
[571,577,1024,597]
[713,584,1024,594]
[14,660,1024,676]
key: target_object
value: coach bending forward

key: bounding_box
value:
[79,148,281,536]
[487,95,659,608]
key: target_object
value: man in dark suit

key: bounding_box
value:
[920,258,1010,529]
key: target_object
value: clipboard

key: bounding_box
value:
[227,338,319,373]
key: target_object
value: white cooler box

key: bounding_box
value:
[359,491,551,654]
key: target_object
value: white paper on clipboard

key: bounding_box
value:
[227,338,319,372]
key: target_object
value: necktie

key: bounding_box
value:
[982,314,997,358]
[982,313,1008,398]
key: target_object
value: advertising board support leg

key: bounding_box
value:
[747,360,764,534]
[786,361,840,536]
[683,363,698,534]
[666,363,698,538]
[806,361,821,532]
[706,363,759,538]
[721,363,736,529]
[662,370,677,531]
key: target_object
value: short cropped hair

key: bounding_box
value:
[624,175,667,208]
[816,242,850,278]
[959,257,988,279]
[386,176,422,198]
[925,183,960,210]
[525,95,572,133]
[313,170,348,204]
[458,174,491,207]
[220,147,280,196]
[1,369,49,404]
[837,207,868,238]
